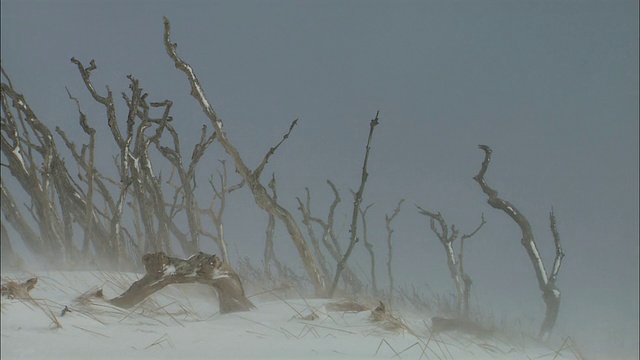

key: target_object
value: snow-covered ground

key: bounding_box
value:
[1,271,588,359]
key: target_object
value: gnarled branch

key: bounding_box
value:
[163,16,325,295]
[108,252,254,314]
[473,144,563,341]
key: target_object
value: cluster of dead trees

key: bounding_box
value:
[0,17,564,341]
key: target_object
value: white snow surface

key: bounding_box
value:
[1,271,583,360]
[163,265,176,277]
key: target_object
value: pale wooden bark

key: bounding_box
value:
[416,207,463,315]
[473,145,564,341]
[296,183,365,293]
[155,123,216,254]
[0,178,45,257]
[0,220,25,270]
[109,252,254,314]
[417,206,485,318]
[1,78,71,261]
[458,214,485,319]
[296,189,332,282]
[163,17,326,295]
[360,203,378,296]
[202,160,243,264]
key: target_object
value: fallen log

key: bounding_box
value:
[109,252,254,314]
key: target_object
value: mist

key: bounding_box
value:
[1,1,638,358]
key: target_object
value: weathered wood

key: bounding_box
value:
[163,17,326,295]
[109,252,254,314]
[473,145,564,341]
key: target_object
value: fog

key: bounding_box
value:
[1,1,638,358]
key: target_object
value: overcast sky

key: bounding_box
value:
[1,0,638,356]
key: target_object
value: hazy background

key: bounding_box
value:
[1,0,638,357]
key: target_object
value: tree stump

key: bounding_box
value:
[109,252,254,314]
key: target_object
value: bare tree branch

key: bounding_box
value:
[254,119,297,180]
[296,188,332,281]
[329,112,380,297]
[108,252,254,314]
[163,16,326,295]
[473,144,563,341]
[385,199,404,310]
[547,208,564,285]
[359,203,377,296]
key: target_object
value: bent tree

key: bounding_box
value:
[416,206,485,319]
[473,145,564,341]
[162,17,327,296]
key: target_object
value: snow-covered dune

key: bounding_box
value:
[2,271,581,359]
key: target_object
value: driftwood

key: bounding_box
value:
[1,278,37,299]
[108,252,254,314]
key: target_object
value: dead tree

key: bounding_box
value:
[473,145,564,341]
[155,122,216,253]
[203,160,244,264]
[56,90,135,265]
[71,64,174,255]
[2,41,233,269]
[0,219,24,270]
[108,252,254,314]
[1,72,71,261]
[458,214,485,319]
[163,17,326,296]
[416,206,484,318]
[385,199,404,310]
[263,174,287,280]
[69,60,168,260]
[296,181,364,294]
[62,88,97,257]
[328,113,379,297]
[0,66,113,265]
[0,177,46,258]
[360,203,377,296]
[296,188,333,282]
[71,59,206,258]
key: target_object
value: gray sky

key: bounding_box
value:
[1,0,638,356]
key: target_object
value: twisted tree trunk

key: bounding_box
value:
[163,17,326,295]
[109,252,254,314]
[473,145,564,341]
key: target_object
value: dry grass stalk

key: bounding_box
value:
[1,277,37,299]
[1,277,63,329]
[368,301,405,333]
[145,333,175,349]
